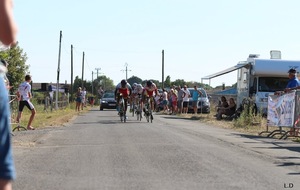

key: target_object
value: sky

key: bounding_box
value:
[12,0,300,87]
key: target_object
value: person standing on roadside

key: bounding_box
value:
[81,87,87,110]
[176,86,184,114]
[182,85,191,114]
[192,86,202,114]
[162,88,169,113]
[75,87,82,112]
[284,68,300,92]
[0,0,17,189]
[16,75,36,130]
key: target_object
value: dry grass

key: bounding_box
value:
[12,102,89,129]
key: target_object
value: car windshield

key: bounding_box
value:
[188,88,207,98]
[103,93,114,98]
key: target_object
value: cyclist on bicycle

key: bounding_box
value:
[131,83,144,116]
[115,79,132,117]
[142,80,159,114]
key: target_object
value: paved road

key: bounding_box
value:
[12,108,300,190]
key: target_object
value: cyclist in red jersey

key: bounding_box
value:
[142,80,159,113]
[115,79,132,117]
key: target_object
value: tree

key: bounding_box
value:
[172,79,186,87]
[127,75,142,86]
[95,75,114,92]
[0,43,29,93]
[165,75,171,88]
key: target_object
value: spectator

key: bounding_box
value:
[75,87,82,112]
[176,85,184,114]
[81,87,87,110]
[0,0,17,189]
[182,85,190,114]
[216,96,229,112]
[216,98,236,120]
[192,86,202,114]
[170,89,178,115]
[284,68,300,92]
[16,75,36,130]
[162,88,169,113]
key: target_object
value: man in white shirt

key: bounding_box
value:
[182,85,191,114]
[16,75,36,130]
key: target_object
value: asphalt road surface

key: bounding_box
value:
[12,108,300,190]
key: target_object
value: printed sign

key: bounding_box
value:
[267,91,295,127]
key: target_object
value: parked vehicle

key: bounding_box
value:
[202,51,300,115]
[100,92,117,110]
[187,88,210,113]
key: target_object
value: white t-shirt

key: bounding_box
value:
[182,89,190,102]
[133,84,143,94]
[18,81,31,101]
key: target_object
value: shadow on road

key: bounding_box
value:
[162,116,201,121]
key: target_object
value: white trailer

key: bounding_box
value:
[202,53,300,114]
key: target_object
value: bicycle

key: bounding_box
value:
[135,95,142,121]
[9,95,27,131]
[118,94,126,122]
[144,96,153,123]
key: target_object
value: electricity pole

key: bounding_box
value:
[121,63,131,80]
[162,49,164,89]
[81,52,85,88]
[55,30,62,110]
[70,44,74,101]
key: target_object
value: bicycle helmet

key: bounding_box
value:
[146,80,152,88]
[121,79,127,88]
[132,83,137,88]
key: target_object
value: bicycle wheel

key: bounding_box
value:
[12,125,27,132]
[132,102,135,117]
[119,99,124,122]
[136,107,140,121]
[150,111,153,123]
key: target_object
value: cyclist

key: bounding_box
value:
[131,83,144,117]
[115,79,132,117]
[142,80,159,114]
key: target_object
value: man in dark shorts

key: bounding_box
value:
[16,75,36,130]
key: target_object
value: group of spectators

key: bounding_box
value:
[214,96,237,120]
[156,85,202,115]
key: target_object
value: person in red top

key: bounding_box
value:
[115,79,132,117]
[142,80,158,113]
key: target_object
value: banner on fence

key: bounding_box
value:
[267,91,295,127]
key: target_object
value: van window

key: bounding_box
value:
[258,77,288,92]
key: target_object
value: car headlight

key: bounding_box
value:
[101,100,108,103]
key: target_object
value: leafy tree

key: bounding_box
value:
[165,75,171,87]
[95,75,114,92]
[127,75,142,85]
[0,43,29,93]
[171,79,186,87]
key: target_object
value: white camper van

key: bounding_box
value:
[202,52,300,115]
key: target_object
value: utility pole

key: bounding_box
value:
[95,67,101,88]
[81,52,85,88]
[121,63,131,80]
[70,44,74,101]
[55,30,62,110]
[162,49,164,89]
[92,71,94,95]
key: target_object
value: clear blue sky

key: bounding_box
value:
[13,0,300,87]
